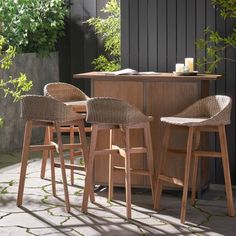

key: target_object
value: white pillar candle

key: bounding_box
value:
[185,58,194,72]
[175,63,184,72]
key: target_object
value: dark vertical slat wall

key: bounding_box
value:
[167,0,176,72]
[120,0,236,184]
[139,0,148,71]
[60,0,110,95]
[129,0,139,69]
[147,0,157,71]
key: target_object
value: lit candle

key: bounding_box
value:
[175,63,184,72]
[185,58,194,72]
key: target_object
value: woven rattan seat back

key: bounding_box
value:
[21,95,80,123]
[86,97,149,124]
[176,95,232,125]
[44,82,89,102]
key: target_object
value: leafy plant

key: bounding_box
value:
[0,0,68,55]
[86,0,121,71]
[0,35,32,126]
[196,0,236,72]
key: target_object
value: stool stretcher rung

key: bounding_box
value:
[167,148,186,155]
[112,145,147,158]
[50,141,82,151]
[113,166,151,176]
[159,174,184,186]
[95,149,119,156]
[29,144,55,151]
[193,150,222,158]
[54,162,85,171]
[73,151,83,156]
[51,126,91,133]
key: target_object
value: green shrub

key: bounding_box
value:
[0,0,68,55]
[196,0,236,72]
[86,0,121,71]
[0,35,32,126]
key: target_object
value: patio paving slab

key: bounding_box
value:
[0,151,235,236]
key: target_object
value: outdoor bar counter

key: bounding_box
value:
[74,72,221,188]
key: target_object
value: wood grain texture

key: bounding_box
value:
[92,80,145,186]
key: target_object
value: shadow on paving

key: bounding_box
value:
[0,151,235,236]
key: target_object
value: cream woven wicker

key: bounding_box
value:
[44,82,89,102]
[86,97,150,124]
[44,82,89,112]
[21,95,84,123]
[161,95,232,126]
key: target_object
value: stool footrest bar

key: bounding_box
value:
[159,174,184,186]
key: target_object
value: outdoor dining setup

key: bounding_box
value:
[16,68,235,224]
[1,0,236,234]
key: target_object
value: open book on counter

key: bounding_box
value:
[104,68,160,76]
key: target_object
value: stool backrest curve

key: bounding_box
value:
[44,82,89,102]
[21,95,80,123]
[176,95,232,125]
[86,97,149,124]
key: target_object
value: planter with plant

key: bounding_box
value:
[0,0,68,151]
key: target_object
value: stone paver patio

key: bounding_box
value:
[0,151,235,236]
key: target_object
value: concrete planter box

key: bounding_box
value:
[0,52,59,152]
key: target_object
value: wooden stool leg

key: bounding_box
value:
[218,125,235,216]
[55,124,70,212]
[50,149,56,196]
[124,127,132,219]
[154,124,171,210]
[144,122,155,202]
[17,121,33,206]
[191,157,199,205]
[180,127,194,223]
[108,129,114,201]
[41,126,50,179]
[70,125,75,185]
[191,131,201,205]
[78,120,95,202]
[82,124,98,212]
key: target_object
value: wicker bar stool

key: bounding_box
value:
[41,82,90,185]
[17,95,93,212]
[81,97,156,219]
[154,95,235,223]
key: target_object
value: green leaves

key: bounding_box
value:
[86,0,121,71]
[212,0,236,19]
[0,35,33,125]
[92,55,120,72]
[0,73,33,102]
[0,0,68,56]
[196,1,236,72]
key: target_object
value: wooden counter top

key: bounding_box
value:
[73,71,222,82]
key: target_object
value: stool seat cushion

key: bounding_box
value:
[64,100,87,112]
[161,116,209,126]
